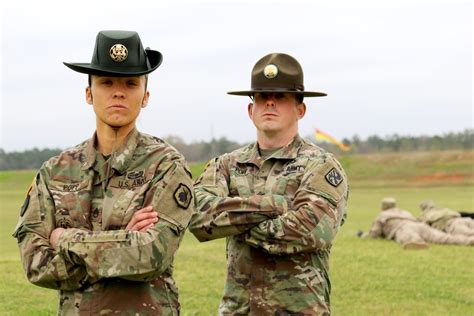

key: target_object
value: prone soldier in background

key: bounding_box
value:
[419,200,474,236]
[12,30,194,315]
[358,197,474,249]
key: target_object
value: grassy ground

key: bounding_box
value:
[1,151,473,315]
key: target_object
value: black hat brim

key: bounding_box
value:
[227,89,327,97]
[63,50,162,76]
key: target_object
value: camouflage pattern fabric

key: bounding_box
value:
[419,207,460,231]
[419,207,474,236]
[190,135,349,315]
[368,208,474,246]
[393,221,474,246]
[13,128,194,315]
[368,208,419,240]
[443,217,474,236]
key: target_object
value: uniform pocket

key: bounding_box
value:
[229,175,253,197]
[102,179,151,230]
[48,179,91,229]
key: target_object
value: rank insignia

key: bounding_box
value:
[57,217,73,229]
[109,44,128,62]
[325,168,343,187]
[174,183,192,209]
[264,64,278,79]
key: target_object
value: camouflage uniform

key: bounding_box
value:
[13,128,194,315]
[368,208,474,247]
[190,135,348,315]
[419,205,474,237]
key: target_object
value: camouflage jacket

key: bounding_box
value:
[368,208,418,239]
[190,135,349,315]
[13,128,194,315]
[419,208,460,231]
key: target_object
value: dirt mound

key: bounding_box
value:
[412,172,470,184]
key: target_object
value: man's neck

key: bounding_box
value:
[96,123,135,155]
[257,128,298,150]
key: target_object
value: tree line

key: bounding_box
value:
[1,129,472,170]
[340,128,473,154]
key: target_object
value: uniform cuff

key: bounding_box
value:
[57,228,84,264]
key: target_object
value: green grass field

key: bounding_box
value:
[1,151,473,315]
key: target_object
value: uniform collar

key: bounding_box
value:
[81,128,140,174]
[237,134,303,164]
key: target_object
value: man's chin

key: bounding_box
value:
[259,124,281,133]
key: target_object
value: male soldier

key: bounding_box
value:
[190,53,349,314]
[419,200,474,236]
[12,30,194,315]
[359,197,473,249]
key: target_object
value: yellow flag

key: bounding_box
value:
[314,128,350,152]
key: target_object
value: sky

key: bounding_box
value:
[0,0,472,152]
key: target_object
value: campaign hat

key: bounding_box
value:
[228,53,326,97]
[64,30,162,76]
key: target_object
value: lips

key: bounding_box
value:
[109,104,127,110]
[262,112,278,118]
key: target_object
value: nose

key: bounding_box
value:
[112,88,125,99]
[265,96,276,107]
[112,81,127,98]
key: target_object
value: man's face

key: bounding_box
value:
[86,75,149,129]
[248,92,305,135]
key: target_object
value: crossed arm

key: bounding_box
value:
[13,161,193,290]
[190,156,348,254]
[49,206,158,249]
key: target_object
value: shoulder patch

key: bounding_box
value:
[174,183,192,209]
[304,157,347,207]
[325,167,343,187]
[20,195,30,217]
[20,175,37,216]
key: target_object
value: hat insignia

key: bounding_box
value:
[109,44,128,62]
[264,64,278,79]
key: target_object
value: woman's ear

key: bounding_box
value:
[85,86,93,105]
[141,91,150,108]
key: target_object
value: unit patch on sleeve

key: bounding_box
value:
[325,167,343,187]
[173,183,192,209]
[20,175,37,216]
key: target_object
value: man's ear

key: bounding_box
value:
[296,102,306,119]
[85,86,93,105]
[247,102,254,119]
[141,91,150,108]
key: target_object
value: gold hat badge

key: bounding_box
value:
[109,44,128,62]
[263,64,278,79]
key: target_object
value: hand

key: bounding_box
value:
[126,206,159,232]
[50,227,66,250]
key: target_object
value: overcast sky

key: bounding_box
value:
[0,0,472,151]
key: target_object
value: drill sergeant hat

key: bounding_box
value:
[227,52,326,97]
[64,30,162,76]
